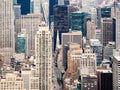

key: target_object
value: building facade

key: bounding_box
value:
[113,49,120,90]
[16,14,42,56]
[35,25,52,90]
[116,8,120,49]
[101,18,116,46]
[0,0,15,62]
[0,74,24,90]
[17,0,30,15]
[54,5,69,51]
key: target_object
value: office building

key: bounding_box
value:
[0,74,24,90]
[54,5,69,51]
[90,39,103,66]
[17,33,26,53]
[113,49,120,90]
[71,11,90,36]
[101,18,116,46]
[63,43,82,90]
[49,0,58,26]
[87,20,96,39]
[62,31,82,70]
[13,4,21,19]
[62,31,82,47]
[103,42,115,60]
[80,46,96,75]
[116,9,120,49]
[35,25,52,90]
[33,0,41,14]
[68,5,79,28]
[16,14,42,56]
[21,68,31,90]
[97,70,113,90]
[17,0,30,15]
[81,75,97,90]
[97,7,111,28]
[0,0,15,63]
[67,43,82,74]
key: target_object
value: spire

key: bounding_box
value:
[56,30,60,49]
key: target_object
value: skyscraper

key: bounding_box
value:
[113,49,120,90]
[0,0,15,62]
[16,14,42,56]
[101,18,116,46]
[116,8,120,49]
[49,0,58,26]
[35,25,52,90]
[54,5,69,51]
[17,0,30,15]
[71,11,90,37]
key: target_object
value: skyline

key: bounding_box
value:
[0,0,120,90]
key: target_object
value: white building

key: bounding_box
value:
[0,74,24,90]
[0,0,15,62]
[80,46,96,75]
[21,68,31,90]
[35,24,52,90]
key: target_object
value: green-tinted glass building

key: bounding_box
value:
[71,11,90,36]
[17,35,26,53]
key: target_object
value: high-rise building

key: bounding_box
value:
[0,74,24,90]
[67,43,82,74]
[97,7,111,28]
[21,68,31,90]
[17,34,26,53]
[116,8,120,49]
[87,20,96,39]
[103,42,115,60]
[62,31,83,47]
[101,18,116,46]
[49,0,58,26]
[33,0,41,14]
[13,4,21,19]
[71,11,90,36]
[54,5,69,51]
[113,49,120,90]
[0,0,15,62]
[35,25,52,90]
[90,39,103,66]
[17,0,30,15]
[80,46,96,75]
[16,14,42,56]
[97,70,113,90]
[63,43,82,90]
[62,31,83,70]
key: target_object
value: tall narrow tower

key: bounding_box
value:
[35,24,52,90]
[0,0,15,62]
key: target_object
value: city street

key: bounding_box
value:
[52,49,62,90]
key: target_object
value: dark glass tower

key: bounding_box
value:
[17,0,30,15]
[54,5,69,51]
[49,0,58,26]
